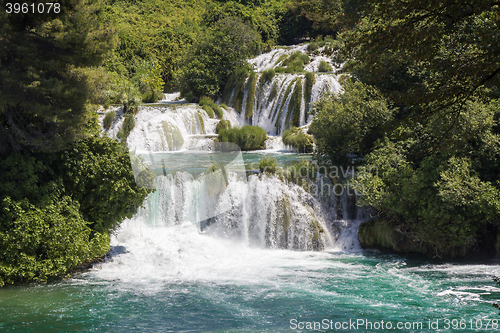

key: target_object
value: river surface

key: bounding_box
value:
[1,152,500,333]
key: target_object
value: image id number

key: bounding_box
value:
[5,3,61,14]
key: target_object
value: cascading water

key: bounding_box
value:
[223,44,341,135]
[125,170,334,251]
[102,100,240,153]
[99,72,365,253]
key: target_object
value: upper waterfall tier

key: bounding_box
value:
[222,45,342,135]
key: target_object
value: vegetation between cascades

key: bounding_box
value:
[217,126,267,151]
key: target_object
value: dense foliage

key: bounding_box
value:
[310,79,395,165]
[311,0,500,256]
[216,120,232,134]
[217,126,267,151]
[100,0,291,102]
[4,0,499,288]
[0,0,117,153]
[0,0,159,285]
[0,136,152,286]
[178,17,262,101]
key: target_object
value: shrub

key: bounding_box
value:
[135,61,164,103]
[179,17,261,101]
[318,60,333,72]
[141,92,160,103]
[216,119,231,133]
[218,125,267,151]
[221,103,230,111]
[212,104,223,119]
[123,95,140,114]
[0,136,152,286]
[282,127,314,153]
[199,96,212,106]
[307,42,319,52]
[103,111,116,130]
[58,136,152,234]
[0,196,110,286]
[259,156,278,174]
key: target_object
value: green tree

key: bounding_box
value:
[0,0,117,152]
[57,136,150,234]
[0,135,153,286]
[339,0,500,108]
[315,0,500,256]
[178,17,261,100]
[310,79,395,165]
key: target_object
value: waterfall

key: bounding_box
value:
[97,44,368,253]
[136,172,333,250]
[223,45,342,135]
[102,102,241,153]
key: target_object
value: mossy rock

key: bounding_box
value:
[197,111,206,133]
[161,121,184,150]
[358,219,425,254]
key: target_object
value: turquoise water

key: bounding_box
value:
[1,249,499,332]
[142,151,311,176]
[1,152,499,332]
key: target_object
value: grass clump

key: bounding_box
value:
[245,71,258,120]
[318,61,333,72]
[275,51,310,73]
[307,42,319,53]
[103,111,116,130]
[282,127,314,153]
[216,119,231,134]
[217,125,267,151]
[117,114,135,142]
[221,103,230,111]
[200,96,223,118]
[261,69,275,83]
[305,73,315,119]
[259,156,278,174]
[290,77,303,128]
[202,105,215,118]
